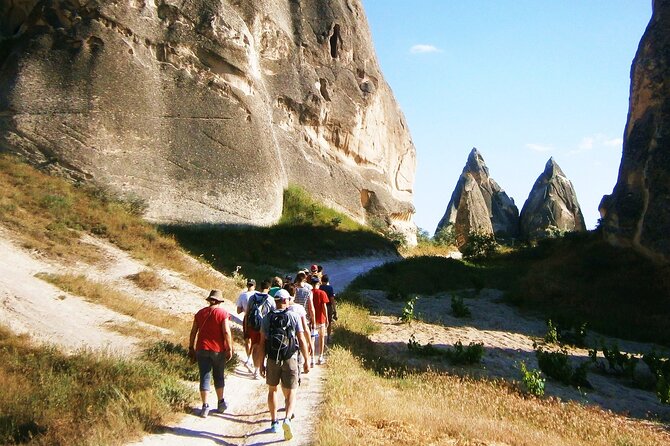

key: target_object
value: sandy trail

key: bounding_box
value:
[129,255,392,446]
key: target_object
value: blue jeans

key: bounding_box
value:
[196,350,227,391]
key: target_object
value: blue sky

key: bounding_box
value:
[361,1,652,234]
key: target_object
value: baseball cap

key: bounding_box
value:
[274,289,291,301]
[310,275,320,284]
[247,279,256,286]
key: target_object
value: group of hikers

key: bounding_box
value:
[188,264,337,441]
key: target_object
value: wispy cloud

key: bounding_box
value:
[572,134,622,154]
[526,143,554,153]
[410,44,442,54]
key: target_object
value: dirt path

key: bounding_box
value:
[128,255,393,446]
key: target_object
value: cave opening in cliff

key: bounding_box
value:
[330,24,341,58]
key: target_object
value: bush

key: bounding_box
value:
[399,296,419,324]
[451,295,471,318]
[519,361,545,397]
[599,342,639,380]
[444,341,485,365]
[434,225,457,247]
[642,351,670,404]
[461,231,497,260]
[535,346,591,388]
[407,334,441,357]
[544,319,559,344]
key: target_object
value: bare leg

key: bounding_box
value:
[199,390,208,405]
[281,386,297,420]
[318,325,327,359]
[267,385,278,422]
[245,338,252,361]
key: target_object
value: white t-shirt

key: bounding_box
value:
[288,303,307,319]
[236,290,255,312]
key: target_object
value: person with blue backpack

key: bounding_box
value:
[244,279,275,379]
[258,288,311,441]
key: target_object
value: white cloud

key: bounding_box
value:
[410,44,442,54]
[573,134,623,154]
[526,143,553,153]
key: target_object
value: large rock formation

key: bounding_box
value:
[520,158,586,240]
[599,0,670,263]
[0,0,416,240]
[436,148,519,246]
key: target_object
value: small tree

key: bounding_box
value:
[461,231,497,260]
[434,225,457,247]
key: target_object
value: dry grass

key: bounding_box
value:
[319,305,670,446]
[401,243,457,258]
[126,270,163,291]
[36,273,192,340]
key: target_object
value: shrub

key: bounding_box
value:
[535,346,591,388]
[407,334,441,357]
[600,342,639,380]
[461,231,497,260]
[544,319,559,344]
[642,351,670,404]
[434,225,457,247]
[444,341,484,365]
[399,296,419,324]
[451,295,471,318]
[519,361,545,397]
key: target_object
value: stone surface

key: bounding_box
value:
[520,158,586,240]
[436,148,518,246]
[600,0,670,263]
[0,0,416,241]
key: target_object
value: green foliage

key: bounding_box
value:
[399,296,419,324]
[369,216,407,249]
[280,184,362,230]
[461,231,497,260]
[519,361,545,397]
[433,225,457,247]
[544,319,559,344]
[451,295,471,318]
[444,341,485,365]
[657,373,670,405]
[0,326,191,445]
[407,336,484,365]
[598,342,639,380]
[642,351,670,404]
[143,341,240,381]
[535,346,591,388]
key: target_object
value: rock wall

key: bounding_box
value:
[600,0,670,263]
[520,158,586,240]
[0,0,416,239]
[436,148,518,246]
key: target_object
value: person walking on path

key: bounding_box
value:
[268,276,283,297]
[310,276,329,364]
[259,289,311,441]
[246,279,276,379]
[236,279,256,369]
[189,289,234,418]
[293,272,315,364]
[319,274,337,342]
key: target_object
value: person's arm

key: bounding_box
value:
[258,330,267,377]
[298,331,310,373]
[222,317,234,361]
[189,317,198,352]
[322,301,328,327]
[307,294,315,328]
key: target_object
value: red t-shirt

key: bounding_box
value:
[195,306,230,352]
[312,289,330,325]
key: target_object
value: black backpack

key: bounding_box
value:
[266,309,299,362]
[247,293,267,331]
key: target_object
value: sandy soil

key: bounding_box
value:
[360,288,670,421]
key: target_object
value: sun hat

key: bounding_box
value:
[274,289,291,301]
[206,289,225,302]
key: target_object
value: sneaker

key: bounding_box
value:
[310,358,315,367]
[245,359,254,372]
[318,356,325,365]
[199,403,210,418]
[283,418,293,441]
[270,420,280,433]
[217,399,227,413]
[253,370,260,380]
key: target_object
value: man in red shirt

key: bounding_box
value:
[310,276,329,364]
[189,289,233,418]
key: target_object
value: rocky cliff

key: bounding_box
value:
[599,0,670,263]
[436,148,519,246]
[0,0,416,239]
[520,158,586,240]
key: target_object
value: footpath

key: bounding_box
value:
[129,255,396,446]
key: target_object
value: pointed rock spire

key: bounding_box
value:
[436,148,519,246]
[520,158,586,239]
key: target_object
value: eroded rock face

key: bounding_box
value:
[520,158,586,240]
[0,0,416,238]
[600,0,670,263]
[436,148,518,246]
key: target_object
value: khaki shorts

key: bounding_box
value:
[266,356,299,389]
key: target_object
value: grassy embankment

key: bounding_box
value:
[318,302,670,446]
[349,231,670,346]
[162,184,397,280]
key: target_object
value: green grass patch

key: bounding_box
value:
[162,186,396,279]
[0,326,191,446]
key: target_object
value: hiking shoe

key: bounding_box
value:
[318,356,325,365]
[270,420,280,433]
[217,399,227,413]
[253,370,260,380]
[199,403,210,418]
[283,418,293,441]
